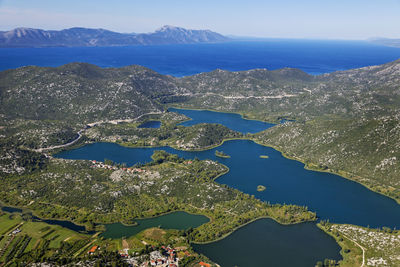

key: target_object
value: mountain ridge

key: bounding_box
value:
[0,26,230,47]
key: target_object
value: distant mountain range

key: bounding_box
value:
[368,37,400,48]
[0,25,230,47]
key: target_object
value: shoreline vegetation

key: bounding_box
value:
[214,150,230,158]
[0,210,218,266]
[47,107,400,205]
[57,129,400,206]
[0,201,314,245]
[2,57,399,266]
[168,105,280,124]
[190,215,309,245]
[127,106,400,205]
[317,222,363,267]
[166,107,400,204]
[6,107,399,265]
[257,185,266,192]
[1,148,317,245]
[252,140,400,205]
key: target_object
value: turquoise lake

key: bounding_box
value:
[54,108,400,266]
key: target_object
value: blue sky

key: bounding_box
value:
[0,0,399,39]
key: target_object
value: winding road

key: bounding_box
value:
[343,234,366,267]
[33,111,163,153]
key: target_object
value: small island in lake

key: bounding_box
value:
[260,155,269,159]
[257,185,267,192]
[215,150,231,158]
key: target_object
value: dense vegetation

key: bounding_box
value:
[2,61,399,201]
[0,63,178,124]
[319,221,400,267]
[0,139,48,175]
[214,150,230,158]
[85,112,243,151]
[1,61,400,201]
[253,117,400,201]
[173,60,400,202]
[2,60,400,265]
[0,152,315,244]
[0,212,217,266]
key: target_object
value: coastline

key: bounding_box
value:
[32,108,400,250]
[100,209,212,239]
[168,107,400,205]
[52,111,400,206]
[191,215,316,245]
[0,202,96,234]
[168,105,279,124]
[51,109,400,207]
[316,223,363,266]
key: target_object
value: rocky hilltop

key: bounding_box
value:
[0,25,230,47]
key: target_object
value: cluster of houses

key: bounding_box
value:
[9,228,21,236]
[87,244,212,267]
[148,247,178,266]
[90,160,148,174]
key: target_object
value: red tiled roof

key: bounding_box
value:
[199,262,211,267]
[88,245,98,253]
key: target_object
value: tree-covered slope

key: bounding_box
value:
[253,117,400,201]
[175,59,400,121]
[0,63,185,123]
[1,60,400,201]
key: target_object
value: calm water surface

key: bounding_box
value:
[1,206,94,234]
[137,121,161,128]
[192,219,341,267]
[55,140,400,228]
[169,107,274,133]
[5,40,400,266]
[2,41,400,76]
[101,211,209,239]
[54,108,400,266]
[55,109,400,228]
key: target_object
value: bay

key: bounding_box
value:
[101,211,209,239]
[192,219,341,267]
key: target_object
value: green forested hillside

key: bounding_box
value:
[0,63,182,123]
[1,59,400,266]
[1,60,400,201]
[253,117,400,201]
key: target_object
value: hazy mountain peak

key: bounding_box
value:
[156,25,184,32]
[0,26,230,47]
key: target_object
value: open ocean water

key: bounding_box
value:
[1,40,400,76]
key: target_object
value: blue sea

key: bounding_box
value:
[1,40,400,76]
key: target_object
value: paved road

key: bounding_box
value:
[33,111,163,152]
